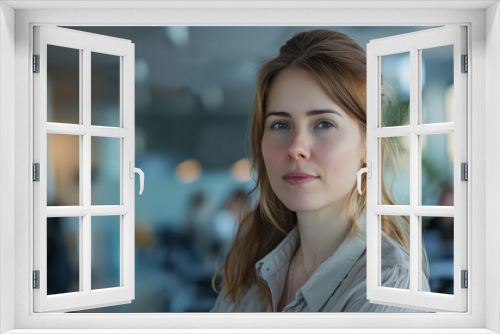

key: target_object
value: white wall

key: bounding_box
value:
[485,2,500,333]
[0,2,16,333]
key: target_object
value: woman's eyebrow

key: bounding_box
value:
[265,109,343,118]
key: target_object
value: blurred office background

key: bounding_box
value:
[45,26,455,312]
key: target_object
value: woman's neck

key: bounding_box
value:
[295,200,352,275]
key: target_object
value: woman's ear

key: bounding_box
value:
[359,149,367,165]
[359,135,367,165]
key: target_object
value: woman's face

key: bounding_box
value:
[261,67,366,213]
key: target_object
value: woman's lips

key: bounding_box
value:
[283,173,318,185]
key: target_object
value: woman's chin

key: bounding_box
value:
[282,200,318,213]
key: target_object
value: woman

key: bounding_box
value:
[210,29,430,312]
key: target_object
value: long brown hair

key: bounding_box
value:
[212,29,424,311]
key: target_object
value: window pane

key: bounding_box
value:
[421,133,454,205]
[422,215,454,294]
[47,217,79,295]
[381,52,410,127]
[47,134,80,206]
[91,137,121,205]
[91,52,120,127]
[47,45,80,124]
[380,215,410,290]
[91,216,121,290]
[381,136,410,205]
[421,45,454,124]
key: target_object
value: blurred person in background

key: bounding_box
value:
[424,184,454,251]
[179,191,214,262]
[47,215,75,295]
[422,183,454,294]
[212,189,252,261]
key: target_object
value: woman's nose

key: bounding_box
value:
[288,132,310,161]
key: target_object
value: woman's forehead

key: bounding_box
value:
[265,68,346,116]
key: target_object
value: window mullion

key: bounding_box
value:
[409,47,420,294]
[82,47,92,294]
[78,47,84,293]
[416,47,425,293]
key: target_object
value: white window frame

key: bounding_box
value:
[33,25,136,313]
[1,1,499,333]
[366,26,468,312]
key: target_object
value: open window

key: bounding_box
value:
[0,0,496,331]
[32,24,469,314]
[366,26,467,312]
[33,26,141,312]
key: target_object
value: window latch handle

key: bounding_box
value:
[357,162,371,195]
[129,161,144,195]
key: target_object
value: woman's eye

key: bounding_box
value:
[270,122,290,130]
[316,121,335,129]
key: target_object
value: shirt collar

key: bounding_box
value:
[255,209,367,312]
[254,223,300,277]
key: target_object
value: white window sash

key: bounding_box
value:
[366,25,468,312]
[33,25,136,313]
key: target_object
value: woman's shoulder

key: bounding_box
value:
[377,233,416,288]
[345,234,412,289]
[209,285,267,312]
[331,236,431,312]
[380,233,410,270]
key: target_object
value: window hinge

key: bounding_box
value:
[461,162,468,181]
[33,163,40,182]
[461,270,468,289]
[33,54,40,73]
[33,270,40,289]
[461,54,468,73]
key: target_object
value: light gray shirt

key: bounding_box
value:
[210,210,431,312]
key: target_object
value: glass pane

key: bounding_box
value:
[91,216,121,290]
[381,52,410,127]
[47,45,80,124]
[380,215,410,290]
[421,133,454,205]
[91,137,121,205]
[47,217,79,295]
[91,52,120,127]
[381,136,410,205]
[47,134,80,206]
[421,45,454,124]
[422,215,454,294]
